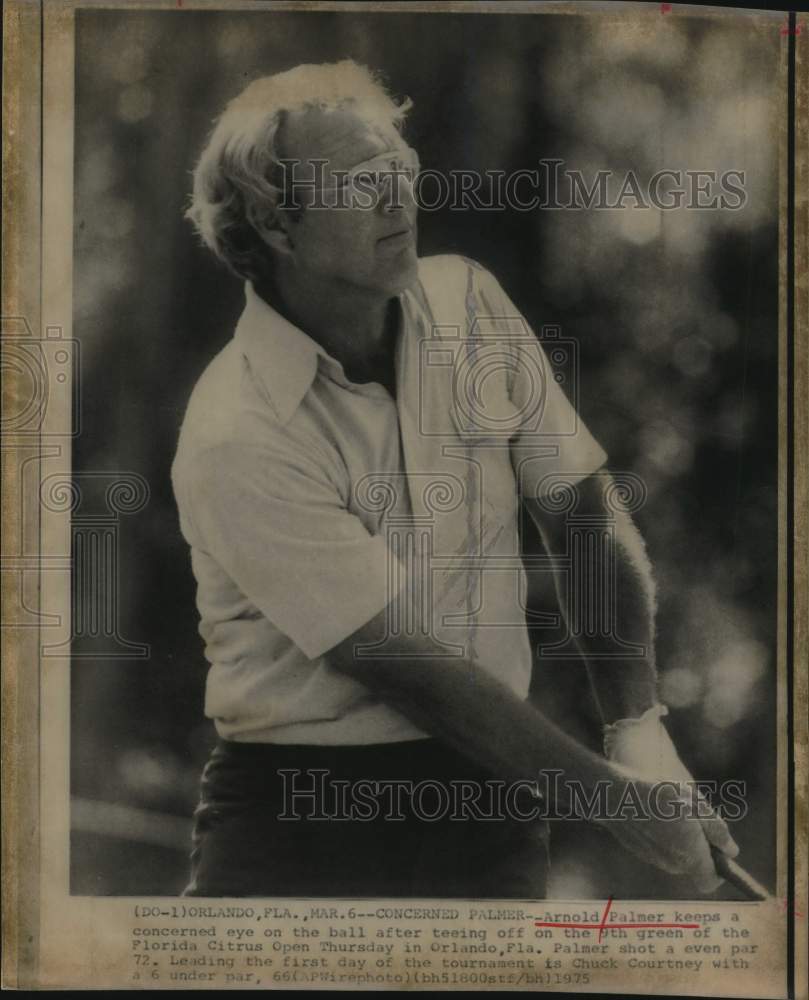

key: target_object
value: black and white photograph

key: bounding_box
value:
[64,2,787,905]
[4,0,806,992]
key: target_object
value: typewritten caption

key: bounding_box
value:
[126,901,769,989]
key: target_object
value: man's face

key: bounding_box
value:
[275,106,419,297]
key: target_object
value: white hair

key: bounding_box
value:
[185,60,412,280]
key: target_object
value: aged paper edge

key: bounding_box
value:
[1,0,42,991]
[790,17,808,1000]
[2,0,806,993]
[31,0,792,18]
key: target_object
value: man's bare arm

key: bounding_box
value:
[329,612,622,806]
[524,469,659,724]
[326,589,733,885]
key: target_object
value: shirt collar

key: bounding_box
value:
[235,280,420,424]
[234,281,338,425]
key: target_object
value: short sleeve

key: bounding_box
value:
[472,265,608,500]
[178,440,401,661]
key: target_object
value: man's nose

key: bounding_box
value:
[378,172,416,214]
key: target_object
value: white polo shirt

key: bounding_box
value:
[171,254,607,744]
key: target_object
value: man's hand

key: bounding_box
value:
[524,470,738,890]
[602,704,740,892]
[594,767,737,893]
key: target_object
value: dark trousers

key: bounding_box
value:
[184,738,550,898]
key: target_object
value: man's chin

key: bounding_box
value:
[385,252,420,295]
[334,251,419,298]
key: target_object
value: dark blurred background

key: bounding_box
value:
[70,8,781,898]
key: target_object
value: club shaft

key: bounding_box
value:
[711,846,770,901]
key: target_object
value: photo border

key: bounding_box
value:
[2,1,806,994]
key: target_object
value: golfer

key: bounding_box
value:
[172,60,739,898]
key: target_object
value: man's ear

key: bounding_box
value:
[249,206,298,257]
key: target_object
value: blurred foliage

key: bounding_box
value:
[71,9,780,896]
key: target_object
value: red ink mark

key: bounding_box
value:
[779,898,805,918]
[661,3,672,13]
[535,897,701,940]
[780,18,802,36]
[597,896,614,942]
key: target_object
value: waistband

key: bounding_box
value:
[208,736,503,784]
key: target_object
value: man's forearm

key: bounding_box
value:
[329,627,630,811]
[577,509,658,722]
[329,618,735,887]
[525,487,659,724]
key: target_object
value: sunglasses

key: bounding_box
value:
[336,146,421,191]
[278,146,421,210]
